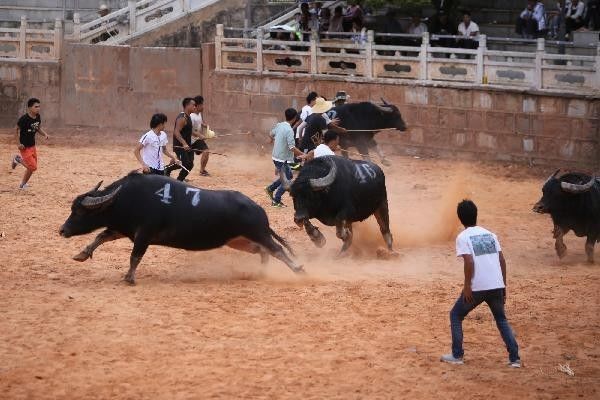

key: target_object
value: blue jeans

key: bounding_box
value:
[268,160,292,203]
[450,288,520,362]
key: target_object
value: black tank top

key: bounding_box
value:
[173,112,193,148]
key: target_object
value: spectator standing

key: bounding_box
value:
[351,17,367,45]
[440,200,521,368]
[11,97,50,190]
[343,0,363,31]
[329,6,345,33]
[333,91,349,107]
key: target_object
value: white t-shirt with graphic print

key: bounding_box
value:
[139,130,168,170]
[455,226,505,291]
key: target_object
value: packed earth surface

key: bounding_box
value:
[1,129,598,399]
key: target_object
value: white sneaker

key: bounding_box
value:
[440,354,464,365]
[19,183,29,190]
[508,359,522,368]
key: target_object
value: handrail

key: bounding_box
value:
[0,16,62,61]
[215,24,600,94]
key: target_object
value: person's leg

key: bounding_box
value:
[273,163,292,204]
[165,149,183,176]
[449,292,485,359]
[485,289,520,363]
[176,150,194,181]
[267,161,283,195]
[200,151,209,174]
[20,147,37,188]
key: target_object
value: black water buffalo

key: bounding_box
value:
[280,155,395,255]
[59,173,303,284]
[326,99,407,166]
[533,170,600,263]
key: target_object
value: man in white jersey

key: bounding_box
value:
[134,113,177,175]
[441,200,521,368]
[310,130,338,160]
[190,95,211,176]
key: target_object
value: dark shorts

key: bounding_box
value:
[191,139,208,155]
[146,167,164,175]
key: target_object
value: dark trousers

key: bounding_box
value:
[267,160,292,203]
[147,167,164,175]
[450,288,520,362]
[165,148,194,181]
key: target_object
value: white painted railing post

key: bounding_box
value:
[215,24,223,71]
[181,0,190,12]
[53,18,63,59]
[595,42,600,90]
[128,1,137,35]
[19,16,27,59]
[419,31,429,81]
[310,30,318,74]
[256,28,264,73]
[534,38,545,90]
[73,13,80,40]
[476,34,486,84]
[365,30,374,79]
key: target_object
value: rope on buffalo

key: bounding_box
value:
[342,128,400,133]
[173,146,229,157]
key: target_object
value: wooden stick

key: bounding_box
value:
[343,128,400,132]
[173,146,229,157]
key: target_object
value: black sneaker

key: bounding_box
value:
[264,186,274,201]
[271,201,286,208]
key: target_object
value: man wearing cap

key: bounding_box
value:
[300,97,347,156]
[333,91,349,107]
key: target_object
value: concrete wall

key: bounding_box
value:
[204,72,600,169]
[60,43,202,130]
[0,60,61,127]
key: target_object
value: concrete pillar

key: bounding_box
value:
[19,16,27,59]
[419,31,429,81]
[310,30,317,75]
[534,38,545,90]
[128,0,136,35]
[595,42,600,90]
[256,28,263,73]
[73,13,80,40]
[365,30,374,79]
[476,34,487,84]
[215,24,223,71]
[53,18,63,60]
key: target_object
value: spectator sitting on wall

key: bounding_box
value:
[429,10,457,49]
[565,0,586,35]
[516,1,547,39]
[351,17,367,45]
[408,13,428,35]
[329,6,345,33]
[457,10,479,56]
[319,7,331,32]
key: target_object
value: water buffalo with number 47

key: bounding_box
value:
[280,155,396,256]
[59,172,303,284]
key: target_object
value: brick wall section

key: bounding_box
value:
[0,60,60,127]
[205,72,599,169]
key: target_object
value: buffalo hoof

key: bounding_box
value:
[294,265,306,275]
[123,274,136,285]
[377,248,400,260]
[381,159,392,167]
[555,244,567,259]
[72,251,90,262]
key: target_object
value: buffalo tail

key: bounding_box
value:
[269,228,296,257]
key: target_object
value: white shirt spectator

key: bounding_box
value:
[190,112,203,132]
[408,22,428,35]
[314,143,335,157]
[566,0,585,20]
[456,226,505,291]
[139,130,168,170]
[532,2,546,31]
[300,104,312,122]
[458,21,479,36]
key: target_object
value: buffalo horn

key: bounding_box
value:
[560,176,596,194]
[543,169,560,185]
[380,97,390,106]
[375,104,393,114]
[310,158,337,190]
[91,180,103,192]
[81,185,122,209]
[279,168,294,191]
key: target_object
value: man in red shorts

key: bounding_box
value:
[11,98,50,189]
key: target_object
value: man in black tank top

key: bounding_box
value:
[165,97,196,181]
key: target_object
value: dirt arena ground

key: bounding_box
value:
[0,129,598,399]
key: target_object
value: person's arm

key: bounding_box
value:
[462,254,475,303]
[469,24,479,37]
[573,3,585,20]
[15,124,24,150]
[37,126,49,139]
[173,117,190,150]
[499,250,507,301]
[134,142,150,173]
[287,130,305,158]
[327,121,347,134]
[161,146,178,165]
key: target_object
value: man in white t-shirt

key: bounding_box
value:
[313,130,338,158]
[190,95,211,177]
[134,113,177,175]
[441,200,521,368]
[457,10,479,56]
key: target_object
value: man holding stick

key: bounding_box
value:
[134,113,178,175]
[165,97,196,181]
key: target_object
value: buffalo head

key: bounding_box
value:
[280,157,337,225]
[379,97,407,132]
[533,169,596,214]
[59,181,122,237]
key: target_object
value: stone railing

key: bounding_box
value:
[215,24,600,95]
[0,16,63,61]
[70,0,217,44]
